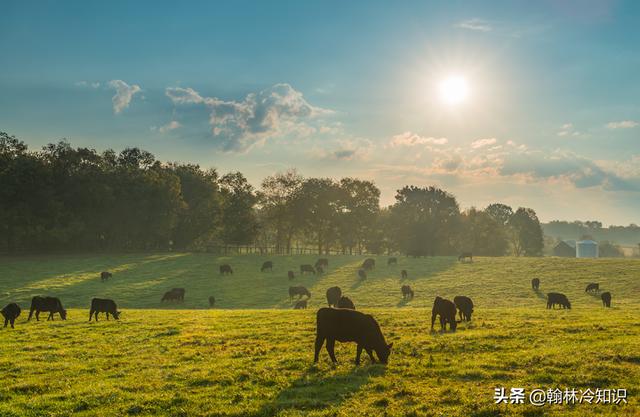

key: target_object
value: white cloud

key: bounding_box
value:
[108,80,142,114]
[606,120,638,129]
[158,120,181,133]
[455,18,492,32]
[75,81,101,88]
[390,132,448,147]
[471,138,497,149]
[556,123,583,137]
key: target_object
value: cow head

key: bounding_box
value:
[60,309,67,320]
[376,343,393,364]
[113,311,121,320]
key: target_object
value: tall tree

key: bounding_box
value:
[219,172,259,245]
[508,207,544,256]
[258,170,303,253]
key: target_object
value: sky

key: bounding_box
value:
[1,0,639,225]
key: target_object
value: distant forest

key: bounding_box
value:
[0,131,556,256]
[542,221,640,247]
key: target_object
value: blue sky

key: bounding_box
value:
[1,0,639,225]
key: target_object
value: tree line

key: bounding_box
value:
[0,132,544,256]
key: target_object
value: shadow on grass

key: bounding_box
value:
[533,289,546,301]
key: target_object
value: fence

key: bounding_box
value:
[205,244,379,256]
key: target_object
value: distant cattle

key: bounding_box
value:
[362,258,375,271]
[294,299,308,309]
[314,307,392,365]
[260,261,273,272]
[326,286,342,307]
[300,264,316,275]
[1,303,21,328]
[387,257,397,266]
[287,270,295,280]
[531,278,540,290]
[458,252,473,262]
[547,292,571,309]
[401,285,414,300]
[453,295,474,322]
[585,283,599,293]
[337,296,355,310]
[89,298,120,321]
[219,264,233,275]
[209,296,215,307]
[315,258,329,269]
[431,296,457,332]
[358,269,367,280]
[316,266,324,275]
[162,288,185,302]
[100,271,112,282]
[28,296,67,321]
[401,270,408,279]
[601,292,612,308]
[289,286,311,301]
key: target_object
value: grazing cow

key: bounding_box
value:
[601,292,611,308]
[337,296,356,310]
[289,286,311,301]
[209,296,215,307]
[401,285,414,300]
[100,271,112,282]
[531,278,540,290]
[219,264,233,275]
[314,307,393,365]
[316,266,324,275]
[287,270,295,280]
[358,269,367,280]
[28,296,67,321]
[387,257,397,266]
[401,270,408,279]
[547,292,571,309]
[162,288,185,302]
[431,296,457,332]
[326,286,342,307]
[458,252,473,262]
[453,295,474,322]
[315,258,329,269]
[362,258,375,271]
[294,300,307,309]
[1,303,21,328]
[300,264,316,275]
[261,261,273,272]
[585,283,599,293]
[89,298,120,321]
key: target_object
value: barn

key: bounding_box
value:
[553,240,576,257]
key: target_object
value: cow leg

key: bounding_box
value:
[355,344,363,365]
[10,318,15,329]
[365,348,376,364]
[314,334,325,363]
[430,312,437,331]
[440,316,446,332]
[326,338,337,363]
[3,318,7,328]
[458,309,463,321]
[106,312,110,320]
[89,310,93,321]
[35,311,40,321]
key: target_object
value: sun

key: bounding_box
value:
[438,75,469,106]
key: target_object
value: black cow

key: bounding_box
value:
[453,295,474,322]
[162,288,185,302]
[28,296,67,321]
[219,264,233,275]
[289,286,311,301]
[387,257,397,266]
[287,270,295,280]
[209,296,215,307]
[547,292,571,309]
[431,296,457,332]
[601,292,612,307]
[531,278,540,290]
[261,261,273,272]
[294,300,307,309]
[314,307,392,365]
[300,264,316,275]
[585,283,599,293]
[358,269,367,280]
[1,303,21,328]
[326,286,342,307]
[362,258,375,271]
[315,258,329,269]
[337,296,355,310]
[458,252,473,262]
[401,270,408,279]
[89,298,120,321]
[401,285,414,300]
[100,271,112,282]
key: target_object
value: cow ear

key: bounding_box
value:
[387,343,393,349]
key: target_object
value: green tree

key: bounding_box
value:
[508,207,544,256]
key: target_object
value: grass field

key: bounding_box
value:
[0,254,639,416]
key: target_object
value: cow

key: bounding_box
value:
[89,298,120,321]
[315,258,329,270]
[1,303,21,328]
[431,296,457,332]
[453,295,474,322]
[219,264,233,275]
[531,278,540,290]
[260,261,273,272]
[387,257,397,266]
[316,266,324,275]
[362,258,375,271]
[162,288,185,302]
[547,292,571,309]
[294,300,308,309]
[287,270,295,280]
[458,252,473,262]
[358,269,367,280]
[401,270,408,279]
[209,296,216,307]
[401,285,414,300]
[585,283,599,293]
[337,296,355,310]
[314,307,393,365]
[28,296,67,321]
[289,286,311,301]
[601,292,612,308]
[326,286,342,307]
[300,264,316,275]
[100,271,112,282]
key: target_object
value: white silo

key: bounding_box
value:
[576,240,598,258]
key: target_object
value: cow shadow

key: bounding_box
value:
[227,365,385,417]
[396,297,412,307]
[533,289,546,300]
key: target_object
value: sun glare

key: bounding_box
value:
[438,75,469,106]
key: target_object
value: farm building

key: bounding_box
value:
[576,240,599,258]
[553,240,576,257]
